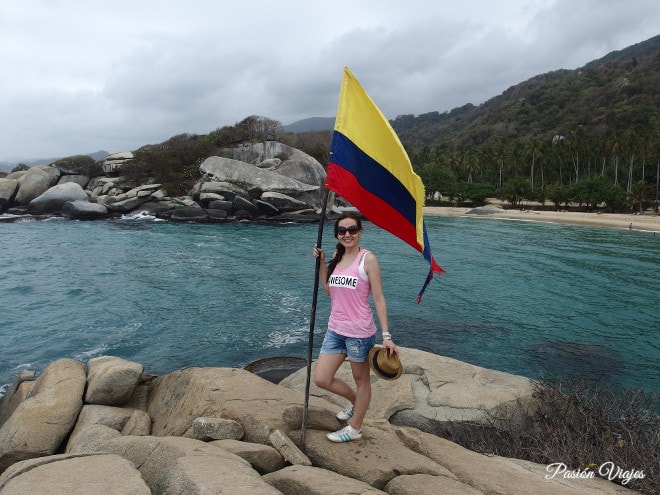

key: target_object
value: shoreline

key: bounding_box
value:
[423,205,660,232]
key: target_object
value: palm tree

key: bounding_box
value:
[568,125,585,182]
[623,131,640,194]
[494,138,508,189]
[607,130,621,185]
[464,150,479,183]
[528,137,543,190]
[629,180,647,213]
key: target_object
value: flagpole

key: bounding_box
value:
[301,186,330,449]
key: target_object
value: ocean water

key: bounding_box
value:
[1,213,658,395]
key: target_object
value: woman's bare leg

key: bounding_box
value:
[313,353,356,405]
[347,359,371,430]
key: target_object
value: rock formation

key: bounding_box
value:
[0,142,332,223]
[0,352,636,494]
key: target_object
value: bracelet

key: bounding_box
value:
[382,332,392,341]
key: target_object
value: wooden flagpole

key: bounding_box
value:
[301,186,331,449]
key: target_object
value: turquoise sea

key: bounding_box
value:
[1,214,658,395]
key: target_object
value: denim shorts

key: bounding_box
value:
[320,330,376,362]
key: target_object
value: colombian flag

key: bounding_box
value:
[326,67,444,303]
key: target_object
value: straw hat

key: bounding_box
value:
[368,346,402,380]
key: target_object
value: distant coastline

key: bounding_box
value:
[424,205,660,232]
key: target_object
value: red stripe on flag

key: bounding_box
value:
[326,162,420,251]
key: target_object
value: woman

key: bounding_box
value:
[312,212,398,442]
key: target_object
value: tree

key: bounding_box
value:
[464,150,479,183]
[545,182,571,210]
[568,125,586,182]
[551,136,569,185]
[493,138,509,189]
[131,134,211,195]
[11,163,30,172]
[629,180,648,213]
[606,130,621,185]
[573,177,609,210]
[502,177,530,208]
[458,182,495,207]
[623,130,640,194]
[527,137,543,190]
[418,163,457,200]
[600,181,627,212]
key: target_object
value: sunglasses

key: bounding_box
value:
[337,225,360,235]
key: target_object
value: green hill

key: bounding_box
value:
[391,36,659,153]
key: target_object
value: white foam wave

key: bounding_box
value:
[73,345,109,360]
[120,211,164,221]
[263,327,311,347]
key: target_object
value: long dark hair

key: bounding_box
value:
[326,212,363,282]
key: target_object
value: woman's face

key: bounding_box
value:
[336,217,362,247]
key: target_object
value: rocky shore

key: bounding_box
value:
[0,142,334,224]
[0,350,636,494]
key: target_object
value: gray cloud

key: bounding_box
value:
[0,0,657,160]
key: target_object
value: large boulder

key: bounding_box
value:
[232,195,262,217]
[62,199,109,220]
[189,417,244,441]
[277,155,325,186]
[294,425,453,489]
[102,152,134,174]
[263,465,387,494]
[199,156,320,206]
[225,141,326,184]
[147,367,340,444]
[27,182,89,214]
[0,371,35,427]
[65,423,123,454]
[58,174,91,189]
[4,171,27,180]
[85,356,144,406]
[0,359,86,473]
[66,406,149,453]
[14,166,60,205]
[209,439,286,474]
[0,453,151,495]
[104,195,151,213]
[74,434,281,495]
[260,191,307,211]
[280,347,536,435]
[0,179,18,209]
[225,141,295,165]
[385,473,482,495]
[199,181,248,200]
[170,204,209,222]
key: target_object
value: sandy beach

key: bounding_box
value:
[423,204,660,233]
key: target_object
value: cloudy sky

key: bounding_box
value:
[1,0,658,162]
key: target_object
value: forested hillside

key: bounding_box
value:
[387,35,659,211]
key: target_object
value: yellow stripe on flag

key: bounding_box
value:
[334,67,426,247]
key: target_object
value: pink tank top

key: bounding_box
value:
[327,249,377,338]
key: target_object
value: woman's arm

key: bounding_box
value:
[313,246,330,295]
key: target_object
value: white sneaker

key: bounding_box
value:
[336,404,354,421]
[327,425,362,442]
